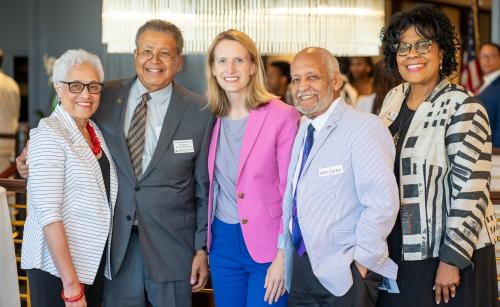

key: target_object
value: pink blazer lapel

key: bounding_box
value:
[208,118,221,183]
[237,106,269,181]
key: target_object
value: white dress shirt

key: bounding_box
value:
[289,97,339,232]
[292,97,340,197]
[123,79,172,172]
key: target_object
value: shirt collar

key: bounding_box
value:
[483,69,500,84]
[134,78,173,104]
[304,97,341,132]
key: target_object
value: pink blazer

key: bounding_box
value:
[207,99,299,263]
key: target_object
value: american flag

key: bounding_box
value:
[460,6,482,93]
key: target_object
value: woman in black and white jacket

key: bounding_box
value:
[377,5,498,307]
[21,49,117,307]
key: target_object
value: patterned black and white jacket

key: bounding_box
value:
[380,79,497,269]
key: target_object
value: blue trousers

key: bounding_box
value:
[209,218,288,307]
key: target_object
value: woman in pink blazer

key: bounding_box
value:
[206,29,299,307]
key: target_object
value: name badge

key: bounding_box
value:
[173,139,194,154]
[319,165,343,177]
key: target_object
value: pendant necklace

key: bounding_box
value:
[393,102,415,146]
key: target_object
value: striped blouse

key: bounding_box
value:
[21,105,118,284]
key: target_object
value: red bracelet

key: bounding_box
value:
[61,283,84,303]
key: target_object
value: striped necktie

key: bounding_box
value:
[127,92,151,179]
[292,123,315,256]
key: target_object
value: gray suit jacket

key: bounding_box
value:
[94,78,214,282]
[280,100,399,296]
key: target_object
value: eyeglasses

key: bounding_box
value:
[137,49,177,62]
[394,39,433,56]
[60,81,104,94]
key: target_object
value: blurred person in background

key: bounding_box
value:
[267,61,293,105]
[0,48,20,173]
[348,56,375,113]
[478,42,500,147]
[371,60,403,115]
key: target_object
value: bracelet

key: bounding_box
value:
[61,283,84,303]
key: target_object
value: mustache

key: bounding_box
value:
[295,91,317,99]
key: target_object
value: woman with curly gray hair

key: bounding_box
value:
[21,49,117,307]
[377,5,498,307]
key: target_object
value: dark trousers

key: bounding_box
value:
[103,230,192,307]
[26,250,106,307]
[289,252,382,307]
[377,245,498,307]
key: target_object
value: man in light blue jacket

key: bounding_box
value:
[280,47,399,307]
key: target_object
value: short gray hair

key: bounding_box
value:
[135,19,184,55]
[51,49,104,84]
[321,49,340,78]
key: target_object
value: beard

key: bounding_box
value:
[293,83,335,118]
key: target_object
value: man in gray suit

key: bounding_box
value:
[280,47,399,306]
[96,20,213,307]
[17,20,212,307]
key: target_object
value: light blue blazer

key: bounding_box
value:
[279,100,399,296]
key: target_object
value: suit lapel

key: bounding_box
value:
[283,119,307,222]
[208,118,221,183]
[140,82,188,180]
[237,106,269,181]
[96,124,118,212]
[114,78,136,182]
[53,106,108,203]
[482,75,500,96]
[287,120,307,187]
[301,101,347,175]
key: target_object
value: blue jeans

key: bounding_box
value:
[209,217,288,307]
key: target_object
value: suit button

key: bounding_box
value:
[241,218,248,224]
[238,192,245,199]
[135,185,140,191]
[126,215,132,221]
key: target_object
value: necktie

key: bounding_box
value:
[292,123,315,256]
[127,92,151,179]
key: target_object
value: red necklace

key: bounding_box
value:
[86,122,101,155]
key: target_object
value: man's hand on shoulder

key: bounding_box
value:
[16,144,29,179]
[190,249,208,292]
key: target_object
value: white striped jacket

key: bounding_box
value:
[21,105,118,284]
[380,79,498,269]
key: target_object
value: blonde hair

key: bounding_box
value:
[206,29,277,117]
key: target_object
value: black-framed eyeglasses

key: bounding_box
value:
[394,39,434,56]
[60,81,104,94]
[136,49,177,62]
